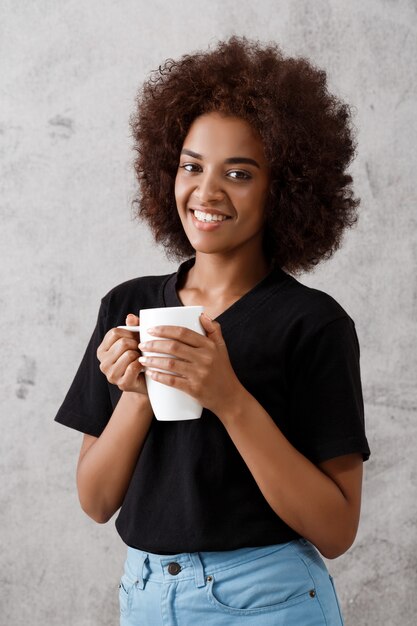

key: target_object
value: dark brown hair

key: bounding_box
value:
[130,36,359,274]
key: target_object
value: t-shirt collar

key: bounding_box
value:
[163,256,289,322]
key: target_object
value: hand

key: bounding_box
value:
[97,314,148,395]
[138,312,244,417]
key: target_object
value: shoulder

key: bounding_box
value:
[272,275,362,370]
[275,272,355,338]
[98,271,173,325]
[103,272,171,302]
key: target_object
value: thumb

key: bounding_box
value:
[200,312,224,344]
[126,313,139,325]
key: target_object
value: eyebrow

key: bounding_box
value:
[180,149,260,169]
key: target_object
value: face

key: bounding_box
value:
[174,112,270,259]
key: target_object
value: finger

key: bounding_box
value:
[120,358,145,387]
[100,347,138,380]
[106,349,141,383]
[101,337,140,368]
[100,327,139,353]
[199,313,226,346]
[109,337,140,360]
[147,325,206,348]
[138,338,198,362]
[126,313,140,325]
[145,369,189,390]
[139,354,189,376]
[117,368,147,394]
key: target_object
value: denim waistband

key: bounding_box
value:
[124,541,305,590]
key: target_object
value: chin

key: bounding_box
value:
[187,240,225,255]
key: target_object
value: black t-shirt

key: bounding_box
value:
[55,257,370,554]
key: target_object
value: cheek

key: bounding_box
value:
[249,182,270,213]
[235,187,266,213]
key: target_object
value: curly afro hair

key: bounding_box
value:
[130,36,359,274]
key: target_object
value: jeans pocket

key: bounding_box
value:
[206,575,314,617]
[205,547,317,616]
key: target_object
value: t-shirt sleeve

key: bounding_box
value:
[289,315,370,463]
[54,298,117,437]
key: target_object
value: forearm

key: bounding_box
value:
[76,392,153,523]
[218,387,359,559]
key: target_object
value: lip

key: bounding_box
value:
[189,209,231,231]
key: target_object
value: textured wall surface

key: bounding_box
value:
[1,0,416,624]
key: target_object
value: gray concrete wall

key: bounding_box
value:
[1,0,416,624]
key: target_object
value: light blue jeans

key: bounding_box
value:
[119,538,344,625]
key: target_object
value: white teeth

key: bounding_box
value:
[193,209,228,223]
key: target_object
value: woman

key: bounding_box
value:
[55,36,370,625]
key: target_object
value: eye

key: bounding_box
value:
[179,163,201,173]
[227,170,252,181]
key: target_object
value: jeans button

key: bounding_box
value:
[168,562,182,575]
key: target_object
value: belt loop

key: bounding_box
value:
[190,553,205,588]
[136,552,148,590]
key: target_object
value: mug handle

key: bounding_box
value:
[117,325,141,332]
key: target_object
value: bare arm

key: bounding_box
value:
[76,314,153,523]
[218,387,363,560]
[77,392,153,523]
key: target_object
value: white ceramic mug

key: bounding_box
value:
[118,306,205,421]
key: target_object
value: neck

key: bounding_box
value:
[185,252,272,297]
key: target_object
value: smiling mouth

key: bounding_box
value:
[190,209,232,223]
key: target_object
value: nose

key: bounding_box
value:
[195,169,224,203]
